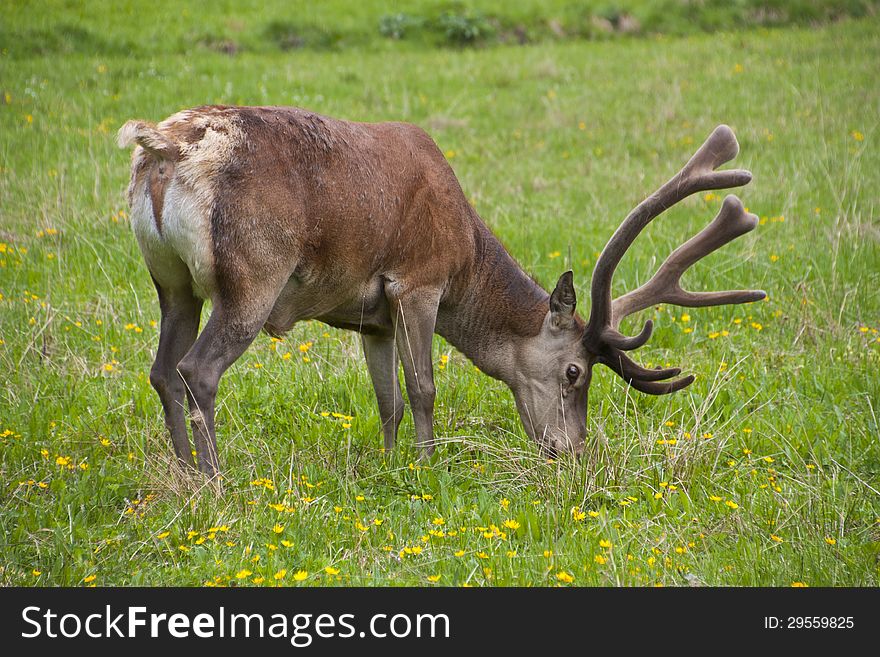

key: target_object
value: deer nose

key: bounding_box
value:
[544,430,585,458]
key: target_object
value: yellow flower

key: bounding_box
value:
[293,570,308,581]
[272,523,284,534]
[588,510,599,518]
[476,551,489,559]
[454,550,465,557]
[770,535,783,543]
[594,554,607,565]
[548,250,561,259]
[709,495,722,502]
[499,498,510,509]
[324,566,340,576]
[680,313,691,323]
[791,581,808,587]
[725,500,739,509]
[427,574,441,583]
[556,571,574,583]
[32,569,42,576]
[273,569,287,580]
[156,531,170,540]
[851,130,864,141]
[503,519,520,530]
[83,574,97,583]
[599,539,612,549]
[235,569,252,579]
[571,507,586,521]
[824,537,836,545]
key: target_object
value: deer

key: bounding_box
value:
[117,105,765,476]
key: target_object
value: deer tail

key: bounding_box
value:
[116,120,179,161]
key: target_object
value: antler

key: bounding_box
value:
[583,125,766,394]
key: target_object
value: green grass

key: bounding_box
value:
[0,4,878,587]
[1,0,877,55]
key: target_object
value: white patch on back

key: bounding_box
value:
[161,180,217,299]
[128,108,246,300]
[160,110,245,212]
[129,174,216,300]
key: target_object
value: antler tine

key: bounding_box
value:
[599,349,695,395]
[584,125,751,348]
[611,194,767,327]
[628,374,695,396]
[598,349,681,382]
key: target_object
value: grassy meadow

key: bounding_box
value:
[1,2,878,587]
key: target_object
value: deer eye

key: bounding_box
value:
[565,364,581,384]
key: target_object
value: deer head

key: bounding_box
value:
[513,125,765,457]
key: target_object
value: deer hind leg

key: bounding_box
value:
[362,334,404,451]
[150,283,203,468]
[387,285,442,459]
[176,299,276,476]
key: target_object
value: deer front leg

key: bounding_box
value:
[388,286,442,459]
[149,284,202,468]
[176,304,268,475]
[362,334,404,451]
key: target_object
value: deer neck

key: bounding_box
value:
[435,223,549,386]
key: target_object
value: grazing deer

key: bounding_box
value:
[118,106,764,475]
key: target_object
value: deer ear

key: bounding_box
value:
[549,271,576,329]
